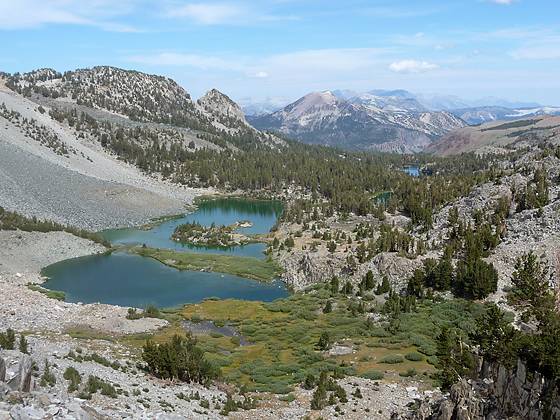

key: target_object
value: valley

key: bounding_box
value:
[0,66,560,420]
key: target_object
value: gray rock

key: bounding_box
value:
[17,355,32,393]
[0,357,5,382]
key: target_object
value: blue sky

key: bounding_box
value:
[1,0,559,105]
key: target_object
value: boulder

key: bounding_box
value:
[17,355,33,393]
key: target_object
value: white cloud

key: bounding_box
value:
[363,6,441,18]
[127,48,388,75]
[508,33,560,60]
[166,3,245,25]
[488,0,515,4]
[164,2,298,25]
[389,60,439,73]
[0,0,138,31]
[511,45,560,60]
[127,52,245,71]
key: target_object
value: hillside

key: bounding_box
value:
[0,67,280,229]
[248,91,465,153]
[428,116,560,156]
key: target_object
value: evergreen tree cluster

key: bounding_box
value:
[142,334,218,385]
[43,105,493,228]
[515,167,550,212]
[438,252,560,390]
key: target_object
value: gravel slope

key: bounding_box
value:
[0,84,209,230]
[0,139,189,230]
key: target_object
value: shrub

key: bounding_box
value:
[405,352,424,362]
[426,356,438,365]
[399,368,417,377]
[0,328,16,350]
[143,304,161,318]
[316,332,331,351]
[19,335,29,354]
[279,393,296,402]
[380,354,404,364]
[85,375,117,398]
[360,370,384,380]
[63,367,82,392]
[310,376,328,409]
[126,308,142,320]
[302,373,316,390]
[40,361,56,387]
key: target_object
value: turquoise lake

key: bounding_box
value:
[43,198,289,308]
[100,198,283,259]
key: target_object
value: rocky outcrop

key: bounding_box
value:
[367,252,423,291]
[280,252,339,290]
[17,355,33,393]
[396,358,560,420]
[0,357,5,382]
[198,88,248,124]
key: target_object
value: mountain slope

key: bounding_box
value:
[427,115,560,155]
[249,91,465,152]
[0,66,282,228]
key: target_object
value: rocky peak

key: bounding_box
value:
[197,88,247,123]
[287,91,341,114]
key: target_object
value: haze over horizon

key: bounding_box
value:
[1,0,559,105]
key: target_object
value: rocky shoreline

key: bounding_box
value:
[0,230,167,334]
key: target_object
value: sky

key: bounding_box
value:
[0,0,559,105]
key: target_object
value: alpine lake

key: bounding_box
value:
[42,198,289,309]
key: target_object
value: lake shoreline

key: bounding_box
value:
[41,196,289,308]
[131,246,283,283]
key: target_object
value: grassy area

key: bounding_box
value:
[131,246,282,282]
[27,283,66,301]
[167,286,485,393]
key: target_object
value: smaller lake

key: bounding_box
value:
[101,198,283,259]
[43,252,288,308]
[403,166,420,177]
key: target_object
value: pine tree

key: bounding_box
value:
[19,335,29,354]
[375,276,391,295]
[317,332,331,351]
[330,276,339,295]
[364,270,375,290]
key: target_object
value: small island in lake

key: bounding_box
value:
[171,220,254,247]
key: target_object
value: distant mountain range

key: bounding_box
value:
[6,68,558,156]
[247,90,466,153]
[244,89,560,152]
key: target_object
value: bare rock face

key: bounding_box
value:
[198,88,247,124]
[0,357,5,382]
[395,358,560,420]
[368,252,423,291]
[279,251,345,290]
[17,355,33,392]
